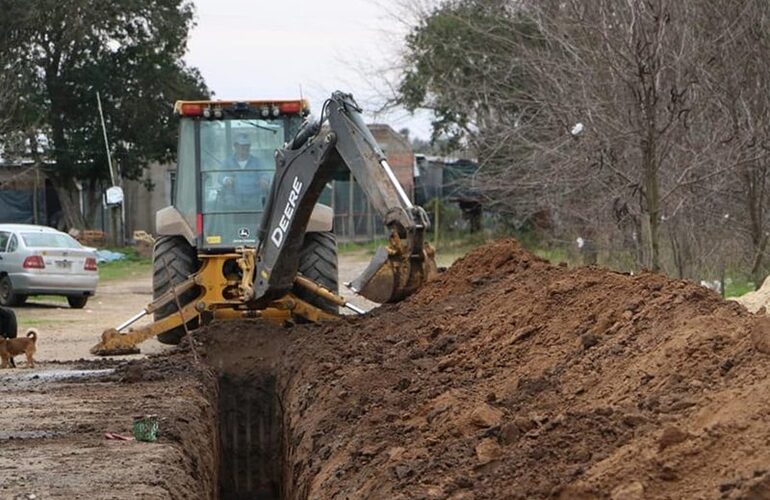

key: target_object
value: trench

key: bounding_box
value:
[176,325,300,499]
[217,371,286,500]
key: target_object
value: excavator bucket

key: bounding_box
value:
[91,329,141,356]
[350,241,437,304]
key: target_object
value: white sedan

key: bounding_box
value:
[0,224,99,309]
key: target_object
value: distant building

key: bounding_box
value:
[368,124,415,197]
[0,162,58,225]
[331,124,416,241]
[415,155,483,232]
[415,155,479,204]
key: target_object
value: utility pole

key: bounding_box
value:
[97,91,124,246]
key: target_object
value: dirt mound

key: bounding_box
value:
[201,238,770,499]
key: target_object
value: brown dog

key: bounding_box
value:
[0,328,37,368]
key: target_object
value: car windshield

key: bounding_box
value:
[21,232,82,249]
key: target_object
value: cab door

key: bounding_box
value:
[197,119,281,249]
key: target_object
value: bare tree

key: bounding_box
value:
[696,1,770,287]
[393,0,770,283]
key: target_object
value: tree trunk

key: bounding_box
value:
[642,147,661,272]
[751,233,768,290]
[745,167,767,290]
[54,184,86,230]
[84,181,104,228]
[641,100,661,271]
[647,184,661,272]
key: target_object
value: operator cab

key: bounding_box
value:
[173,99,308,250]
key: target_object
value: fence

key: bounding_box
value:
[329,174,388,242]
[330,157,482,242]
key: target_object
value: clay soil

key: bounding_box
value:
[5,239,770,499]
[201,239,770,499]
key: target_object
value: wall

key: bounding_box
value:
[123,162,175,235]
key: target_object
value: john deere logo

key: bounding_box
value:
[238,227,250,238]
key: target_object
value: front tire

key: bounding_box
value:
[0,276,21,307]
[293,231,339,315]
[152,236,200,345]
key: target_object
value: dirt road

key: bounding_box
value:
[14,277,166,362]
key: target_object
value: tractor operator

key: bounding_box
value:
[219,133,272,208]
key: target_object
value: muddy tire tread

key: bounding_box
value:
[152,236,200,344]
[294,232,338,315]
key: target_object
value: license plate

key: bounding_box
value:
[55,260,71,269]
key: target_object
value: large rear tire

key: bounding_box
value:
[152,236,200,345]
[293,231,339,315]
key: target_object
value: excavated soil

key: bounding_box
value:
[199,238,770,499]
[8,238,770,499]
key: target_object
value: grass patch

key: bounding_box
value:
[338,239,383,255]
[97,247,152,282]
[724,279,755,298]
[100,259,152,281]
[532,247,571,264]
[17,318,79,326]
[337,232,492,267]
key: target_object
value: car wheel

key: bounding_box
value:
[0,276,21,307]
[67,296,88,309]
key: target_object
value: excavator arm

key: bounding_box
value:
[253,91,437,304]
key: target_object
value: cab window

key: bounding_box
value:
[199,119,282,214]
[174,119,197,225]
[0,231,9,252]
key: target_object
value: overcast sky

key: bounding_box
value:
[185,0,433,139]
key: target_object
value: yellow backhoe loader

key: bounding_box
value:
[92,91,436,355]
